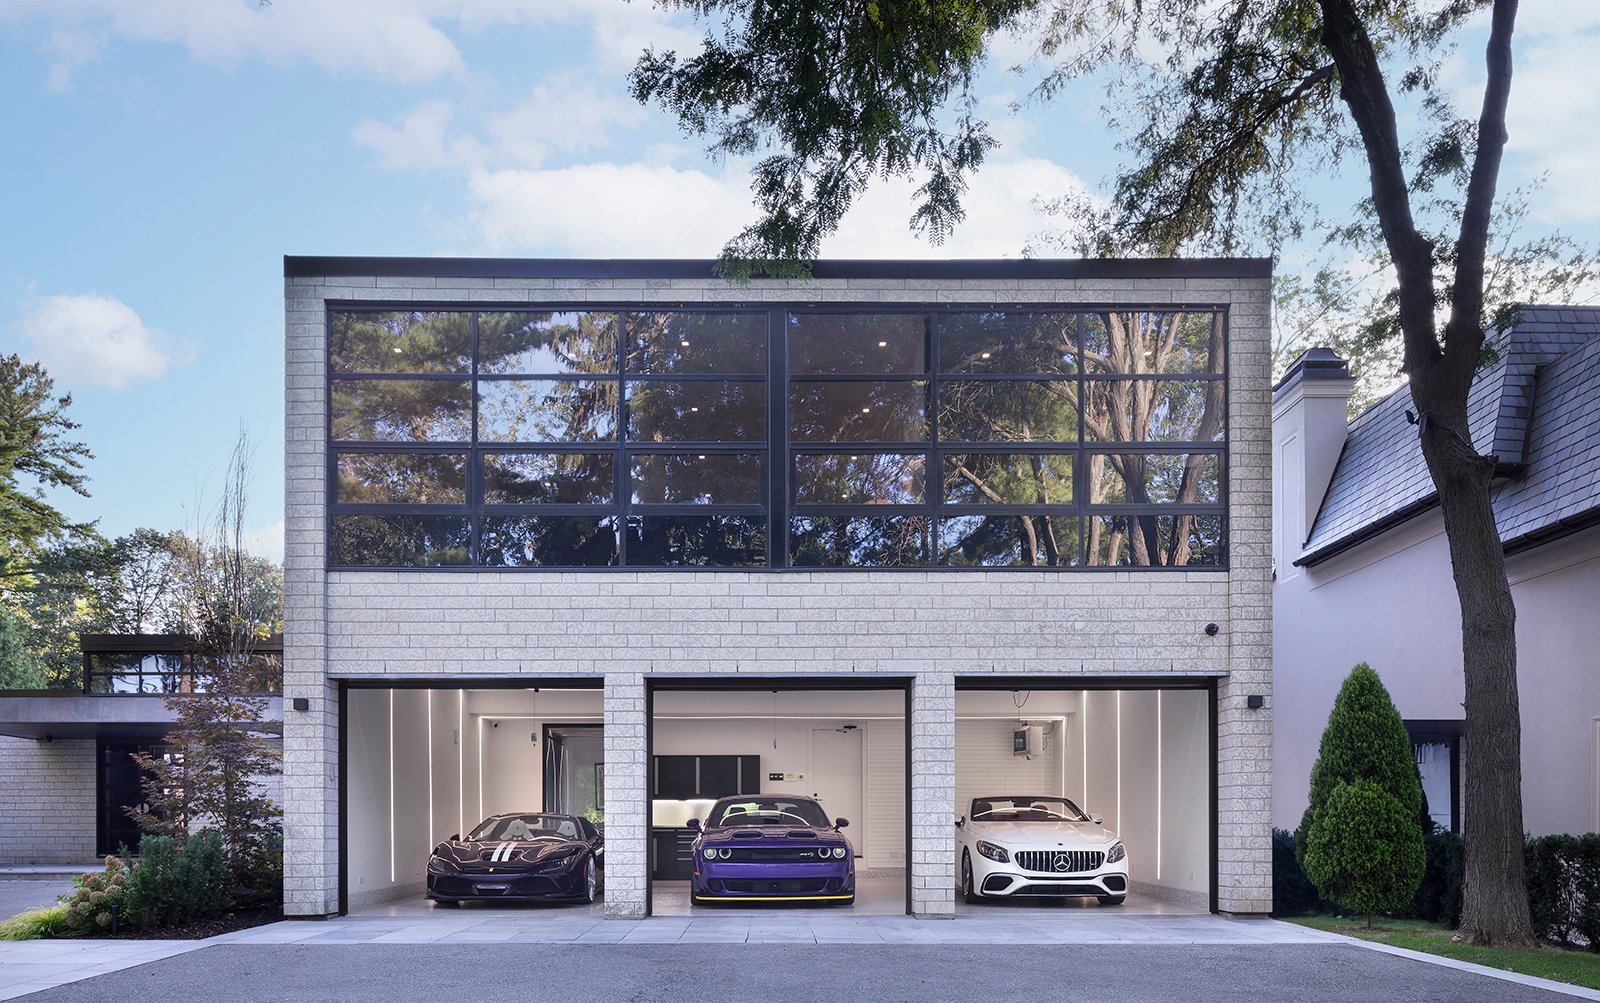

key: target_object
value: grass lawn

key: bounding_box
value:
[1290,915,1600,991]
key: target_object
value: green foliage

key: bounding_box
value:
[0,354,94,581]
[1272,827,1324,917]
[1407,829,1464,928]
[0,602,46,689]
[0,904,72,941]
[1526,834,1600,951]
[122,833,230,930]
[1301,779,1427,922]
[59,855,129,935]
[630,0,1036,275]
[1297,663,1422,850]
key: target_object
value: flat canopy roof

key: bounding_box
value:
[283,256,1272,281]
[0,694,283,740]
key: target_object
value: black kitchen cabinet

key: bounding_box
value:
[650,754,760,799]
[651,828,698,880]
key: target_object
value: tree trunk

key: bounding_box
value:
[1416,407,1534,946]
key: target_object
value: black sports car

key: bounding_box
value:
[426,812,603,904]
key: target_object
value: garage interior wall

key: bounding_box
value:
[652,690,906,867]
[956,688,1209,908]
[346,687,602,910]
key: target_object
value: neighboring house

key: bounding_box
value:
[282,256,1276,919]
[1273,306,1600,836]
[0,634,283,862]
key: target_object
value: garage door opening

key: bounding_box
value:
[954,682,1213,916]
[342,682,603,915]
[647,680,909,916]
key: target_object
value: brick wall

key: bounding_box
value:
[284,267,1274,918]
[0,737,97,864]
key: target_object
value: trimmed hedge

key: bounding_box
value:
[122,832,230,930]
[1527,834,1600,951]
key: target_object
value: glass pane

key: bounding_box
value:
[478,379,619,442]
[331,379,472,442]
[794,453,924,504]
[480,515,619,567]
[788,313,928,374]
[789,381,927,442]
[626,515,767,567]
[627,381,765,442]
[939,380,1078,442]
[942,453,1073,505]
[630,454,763,504]
[627,312,767,374]
[330,515,471,567]
[939,514,1081,567]
[939,312,1079,374]
[789,515,931,567]
[1083,380,1224,443]
[1084,311,1223,376]
[335,452,466,505]
[483,453,613,504]
[478,311,618,375]
[1085,514,1224,567]
[1085,453,1220,505]
[329,311,471,374]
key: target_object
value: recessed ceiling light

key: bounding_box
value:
[681,340,691,347]
[981,352,991,359]
[861,407,871,413]
[393,347,404,354]
[878,341,888,348]
[698,455,706,460]
[690,406,700,412]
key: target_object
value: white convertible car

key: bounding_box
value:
[956,795,1129,905]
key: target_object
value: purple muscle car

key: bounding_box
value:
[688,795,855,905]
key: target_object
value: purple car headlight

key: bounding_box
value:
[703,847,730,860]
[827,847,848,859]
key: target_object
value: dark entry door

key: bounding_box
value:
[98,741,147,856]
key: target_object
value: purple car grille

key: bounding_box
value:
[718,879,832,894]
[722,847,836,862]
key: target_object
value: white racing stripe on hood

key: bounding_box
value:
[492,841,514,863]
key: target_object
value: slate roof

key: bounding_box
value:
[1298,306,1600,564]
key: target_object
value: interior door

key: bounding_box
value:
[810,727,864,856]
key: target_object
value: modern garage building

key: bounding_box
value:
[282,257,1273,920]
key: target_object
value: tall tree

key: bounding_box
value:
[632,0,1540,943]
[0,354,95,579]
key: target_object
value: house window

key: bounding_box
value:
[1406,720,1462,833]
[327,306,1227,569]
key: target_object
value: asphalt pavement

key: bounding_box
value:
[19,943,1585,1002]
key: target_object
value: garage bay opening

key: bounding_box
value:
[954,681,1214,916]
[647,679,910,916]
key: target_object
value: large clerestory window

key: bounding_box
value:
[327,306,1225,569]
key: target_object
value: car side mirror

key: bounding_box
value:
[686,818,701,831]
[955,816,965,828]
[1089,813,1104,825]
[449,834,460,842]
[834,817,849,829]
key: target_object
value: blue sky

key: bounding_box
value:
[1,1,1595,562]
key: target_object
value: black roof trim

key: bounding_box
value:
[1295,495,1439,567]
[284,256,1272,281]
[80,633,284,654]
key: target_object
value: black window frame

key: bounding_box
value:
[325,302,1228,571]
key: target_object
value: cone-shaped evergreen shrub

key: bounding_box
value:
[1302,780,1427,925]
[1296,663,1426,920]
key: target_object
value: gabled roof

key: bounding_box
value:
[1298,306,1600,565]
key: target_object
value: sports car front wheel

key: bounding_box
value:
[961,851,981,904]
[584,859,598,903]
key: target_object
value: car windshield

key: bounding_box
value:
[969,797,1089,823]
[467,814,581,841]
[707,798,831,829]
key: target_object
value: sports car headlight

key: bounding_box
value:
[1106,841,1126,864]
[703,847,728,861]
[427,855,459,874]
[827,847,848,859]
[975,840,1010,863]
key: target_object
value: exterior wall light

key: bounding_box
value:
[292,697,310,712]
[1204,623,1220,636]
[1247,695,1265,709]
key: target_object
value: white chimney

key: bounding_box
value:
[1272,348,1354,577]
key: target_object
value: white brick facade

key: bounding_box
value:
[284,262,1274,918]
[0,737,97,863]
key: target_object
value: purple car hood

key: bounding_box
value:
[700,825,849,847]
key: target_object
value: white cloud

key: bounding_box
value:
[464,154,1086,259]
[245,519,285,564]
[41,27,104,92]
[18,293,191,390]
[353,100,483,172]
